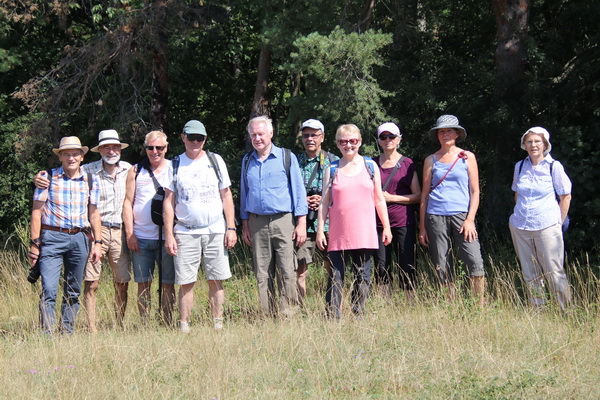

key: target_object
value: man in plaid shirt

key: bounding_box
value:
[35,130,132,332]
[29,136,103,334]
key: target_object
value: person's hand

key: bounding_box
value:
[242,220,252,246]
[165,234,178,256]
[90,243,103,264]
[316,231,327,251]
[382,227,392,246]
[307,194,322,210]
[418,227,429,247]
[224,229,237,250]
[382,191,394,203]
[293,225,306,247]
[126,233,139,252]
[28,245,40,266]
[459,219,478,242]
[34,171,50,190]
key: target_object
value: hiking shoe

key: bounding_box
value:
[213,318,224,331]
[180,321,190,333]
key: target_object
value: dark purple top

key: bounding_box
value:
[374,155,417,228]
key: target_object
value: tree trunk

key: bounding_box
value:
[250,43,272,119]
[485,0,531,231]
[492,0,530,98]
[150,0,170,132]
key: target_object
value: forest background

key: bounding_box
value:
[0,0,598,257]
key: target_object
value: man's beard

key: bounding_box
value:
[102,154,120,165]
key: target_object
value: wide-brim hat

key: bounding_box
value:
[520,126,552,156]
[183,120,207,136]
[428,114,467,143]
[377,122,401,138]
[91,129,129,152]
[52,136,89,155]
[300,119,325,133]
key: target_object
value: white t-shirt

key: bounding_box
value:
[168,152,231,235]
[133,161,172,240]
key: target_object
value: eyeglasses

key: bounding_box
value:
[379,134,398,141]
[186,134,206,143]
[145,146,166,151]
[302,133,323,139]
[338,138,359,146]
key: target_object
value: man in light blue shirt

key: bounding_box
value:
[241,116,308,316]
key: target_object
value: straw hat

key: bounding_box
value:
[52,136,89,155]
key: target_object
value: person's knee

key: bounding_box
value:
[84,280,99,293]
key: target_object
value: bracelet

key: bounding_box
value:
[94,240,104,244]
[227,228,236,231]
[30,238,41,248]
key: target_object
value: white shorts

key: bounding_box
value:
[174,233,232,285]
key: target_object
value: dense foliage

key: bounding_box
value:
[1,0,598,254]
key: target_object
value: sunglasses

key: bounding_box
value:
[338,138,359,146]
[145,145,166,151]
[186,134,206,143]
[302,133,323,139]
[379,134,398,141]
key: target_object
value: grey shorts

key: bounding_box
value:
[425,213,485,281]
[296,232,327,265]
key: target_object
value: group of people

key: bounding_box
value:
[27,114,573,334]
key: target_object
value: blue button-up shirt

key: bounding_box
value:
[509,155,571,231]
[240,145,308,219]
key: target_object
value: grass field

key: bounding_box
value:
[1,235,600,399]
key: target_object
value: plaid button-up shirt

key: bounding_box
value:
[83,160,132,225]
[34,166,100,229]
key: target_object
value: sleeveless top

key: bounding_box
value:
[426,155,470,216]
[133,162,172,240]
[327,164,379,251]
[373,155,417,228]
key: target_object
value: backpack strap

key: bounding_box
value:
[206,150,222,183]
[518,158,525,175]
[363,156,375,180]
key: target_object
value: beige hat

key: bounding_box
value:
[52,136,89,155]
[90,129,129,152]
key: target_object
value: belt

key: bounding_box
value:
[41,224,85,234]
[101,222,122,229]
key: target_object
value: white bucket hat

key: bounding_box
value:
[91,129,129,152]
[520,126,552,156]
[428,115,467,143]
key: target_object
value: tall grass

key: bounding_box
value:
[1,230,600,399]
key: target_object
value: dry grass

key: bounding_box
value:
[1,238,600,399]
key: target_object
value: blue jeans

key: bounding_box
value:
[131,239,175,284]
[39,229,89,334]
[326,249,373,318]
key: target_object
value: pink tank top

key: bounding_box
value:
[327,164,378,251]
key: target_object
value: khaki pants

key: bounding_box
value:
[510,222,571,309]
[248,212,297,315]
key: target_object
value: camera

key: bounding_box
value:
[27,260,41,284]
[306,188,321,222]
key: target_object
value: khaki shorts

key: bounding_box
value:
[174,233,232,285]
[84,226,131,283]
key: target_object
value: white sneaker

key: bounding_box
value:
[180,321,190,333]
[213,318,223,331]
